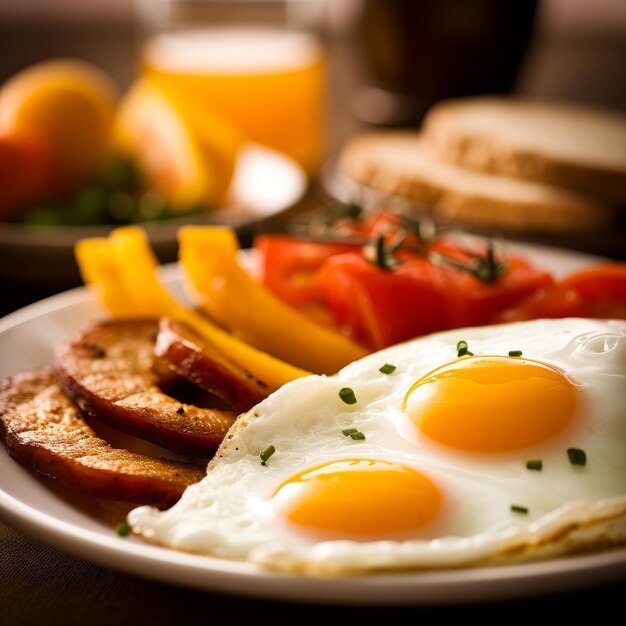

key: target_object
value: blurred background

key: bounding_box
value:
[0,0,624,304]
[1,0,624,145]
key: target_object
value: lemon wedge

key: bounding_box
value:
[114,79,243,210]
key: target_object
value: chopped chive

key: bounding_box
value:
[260,445,276,465]
[456,340,473,357]
[339,387,357,404]
[342,427,365,440]
[567,448,586,466]
[510,504,529,515]
[526,459,543,471]
[115,522,131,537]
[379,363,396,375]
[509,350,523,357]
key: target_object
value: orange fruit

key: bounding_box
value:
[0,59,118,190]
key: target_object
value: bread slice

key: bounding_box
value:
[338,131,613,235]
[423,97,626,204]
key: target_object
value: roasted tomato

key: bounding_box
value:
[316,253,448,350]
[443,256,555,327]
[498,263,626,322]
[252,211,619,349]
[255,235,359,324]
[493,285,585,323]
[561,263,626,318]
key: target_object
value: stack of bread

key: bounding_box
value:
[338,97,626,237]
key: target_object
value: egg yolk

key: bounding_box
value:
[271,459,442,538]
[403,356,579,453]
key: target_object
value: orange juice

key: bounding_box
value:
[141,28,326,174]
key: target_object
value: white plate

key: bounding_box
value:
[1,249,625,606]
[0,144,306,290]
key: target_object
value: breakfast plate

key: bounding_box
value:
[0,143,307,290]
[0,244,625,605]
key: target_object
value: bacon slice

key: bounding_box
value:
[155,318,268,413]
[0,368,205,509]
[56,319,236,457]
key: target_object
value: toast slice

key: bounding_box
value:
[338,131,613,235]
[423,97,626,204]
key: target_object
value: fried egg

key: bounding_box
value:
[129,318,626,574]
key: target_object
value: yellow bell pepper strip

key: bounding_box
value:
[178,225,368,375]
[75,225,309,390]
[107,227,180,317]
[74,237,139,317]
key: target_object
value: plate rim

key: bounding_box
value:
[2,484,625,605]
[1,247,625,605]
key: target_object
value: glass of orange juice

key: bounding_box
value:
[137,0,327,174]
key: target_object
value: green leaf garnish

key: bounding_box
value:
[526,460,543,471]
[379,363,396,374]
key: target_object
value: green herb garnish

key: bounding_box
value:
[260,445,276,466]
[12,155,205,228]
[428,237,507,283]
[526,459,543,471]
[567,448,586,466]
[456,340,473,357]
[339,387,357,405]
[510,505,529,515]
[115,522,131,537]
[312,200,364,231]
[364,234,403,271]
[379,363,396,375]
[508,350,523,357]
[342,428,365,441]
[291,207,508,283]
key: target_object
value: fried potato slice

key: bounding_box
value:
[56,319,236,456]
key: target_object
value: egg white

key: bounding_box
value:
[129,318,626,574]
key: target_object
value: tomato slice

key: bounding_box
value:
[253,211,626,356]
[254,235,359,310]
[561,263,626,318]
[317,253,448,350]
[493,285,585,323]
[443,257,555,327]
[495,262,626,322]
